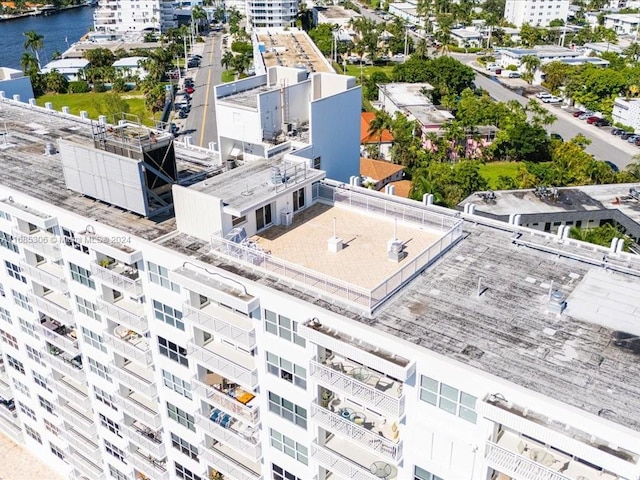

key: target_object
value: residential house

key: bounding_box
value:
[360,157,404,191]
[39,58,90,82]
[361,111,394,160]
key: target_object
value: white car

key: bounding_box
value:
[507,72,521,78]
[536,92,552,99]
[543,96,563,103]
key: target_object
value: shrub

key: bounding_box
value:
[68,81,90,93]
[506,64,518,71]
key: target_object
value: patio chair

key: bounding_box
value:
[331,362,345,373]
[210,409,222,422]
[375,378,394,392]
[220,415,232,428]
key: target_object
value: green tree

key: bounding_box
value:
[520,54,541,84]
[43,70,68,93]
[23,30,44,69]
[569,224,631,251]
[83,48,116,68]
[144,84,166,120]
[520,23,547,47]
[221,51,235,70]
[20,52,39,77]
[309,24,335,56]
[368,109,393,157]
[232,54,251,77]
[93,92,131,121]
[191,5,207,36]
[549,18,565,27]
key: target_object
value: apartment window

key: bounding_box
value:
[153,300,184,330]
[26,345,44,365]
[81,326,107,353]
[25,425,42,444]
[109,465,128,480]
[147,262,180,292]
[33,372,49,391]
[18,402,36,421]
[415,466,444,480]
[0,231,18,253]
[12,290,31,311]
[88,357,110,380]
[419,376,477,423]
[264,310,305,347]
[76,296,101,321]
[175,462,201,480]
[273,464,302,480]
[266,352,306,389]
[171,433,199,460]
[94,386,117,410]
[50,442,65,460]
[162,370,192,399]
[313,156,321,170]
[268,392,307,428]
[270,429,308,465]
[0,329,18,349]
[104,439,126,462]
[19,318,38,338]
[256,204,273,231]
[167,402,195,431]
[158,336,188,367]
[5,261,25,283]
[0,211,11,221]
[69,263,95,289]
[12,378,29,397]
[7,355,24,374]
[0,306,9,323]
[38,395,55,414]
[100,413,121,437]
[44,418,59,436]
[293,187,305,211]
[61,228,88,254]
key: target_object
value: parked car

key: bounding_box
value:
[635,137,640,146]
[579,112,594,120]
[169,123,179,135]
[507,72,521,78]
[178,110,188,119]
[595,119,610,127]
[543,96,562,103]
[621,131,633,140]
[627,135,639,143]
[185,86,195,94]
[549,133,563,142]
[536,92,552,99]
[572,110,585,117]
[586,116,601,124]
[605,160,620,172]
[611,128,624,135]
[486,63,500,72]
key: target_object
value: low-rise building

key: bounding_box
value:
[612,97,640,131]
[388,2,421,26]
[360,157,404,191]
[111,56,148,80]
[600,13,640,34]
[313,5,360,28]
[39,58,90,82]
[450,28,484,47]
[361,111,394,160]
[0,67,34,102]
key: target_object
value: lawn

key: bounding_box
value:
[221,70,235,83]
[36,92,155,126]
[479,162,521,189]
[343,63,395,80]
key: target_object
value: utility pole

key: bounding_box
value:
[404,27,409,62]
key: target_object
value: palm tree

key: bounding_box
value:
[624,42,640,63]
[221,51,234,70]
[23,30,44,69]
[191,5,207,36]
[520,54,541,84]
[20,52,39,77]
[232,54,251,77]
[416,0,433,33]
[368,109,393,159]
[414,38,429,59]
[626,156,640,181]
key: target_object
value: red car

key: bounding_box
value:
[573,110,584,117]
[185,86,195,94]
[586,116,600,124]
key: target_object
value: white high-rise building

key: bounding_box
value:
[93,0,177,39]
[246,0,298,28]
[0,88,639,480]
[504,0,570,27]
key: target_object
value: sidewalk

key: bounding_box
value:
[0,431,66,480]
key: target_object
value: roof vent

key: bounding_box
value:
[548,290,566,314]
[44,142,56,156]
[387,218,406,262]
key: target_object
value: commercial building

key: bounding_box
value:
[613,97,640,132]
[92,0,176,39]
[504,0,570,27]
[0,92,639,480]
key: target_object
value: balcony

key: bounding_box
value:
[51,376,91,410]
[59,402,96,435]
[0,411,22,442]
[123,421,165,458]
[37,317,78,355]
[67,448,105,479]
[115,391,161,429]
[310,399,402,462]
[0,369,13,400]
[310,354,404,418]
[0,401,17,423]
[127,448,169,480]
[104,325,152,366]
[97,297,148,333]
[200,441,263,480]
[90,261,143,297]
[11,228,62,260]
[196,409,262,460]
[486,430,620,480]
[183,302,256,349]
[19,261,68,293]
[311,439,397,480]
[28,291,74,326]
[112,361,157,399]
[61,427,100,458]
[45,346,85,382]
[192,373,259,425]
[188,340,258,390]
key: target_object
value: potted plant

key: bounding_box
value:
[321,389,334,408]
[98,258,113,268]
[209,470,224,480]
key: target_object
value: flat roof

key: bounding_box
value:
[379,83,434,106]
[315,5,360,19]
[257,29,333,74]
[112,56,147,67]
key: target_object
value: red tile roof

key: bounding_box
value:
[387,180,413,198]
[361,112,394,144]
[360,157,404,181]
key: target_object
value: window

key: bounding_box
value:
[7,355,24,374]
[414,466,444,480]
[76,296,101,321]
[175,462,201,480]
[25,425,42,444]
[18,402,36,421]
[26,345,44,365]
[88,357,110,380]
[273,464,302,480]
[270,429,308,465]
[0,211,11,221]
[268,392,307,428]
[163,370,192,399]
[12,290,31,312]
[266,352,306,389]
[19,318,38,338]
[419,376,477,423]
[0,306,10,323]
[50,442,65,460]
[12,378,29,397]
[0,329,18,349]
[264,310,305,347]
[293,187,305,211]
[232,215,247,227]
[313,156,321,170]
[167,402,195,431]
[39,395,55,414]
[171,433,199,460]
[44,418,59,436]
[147,262,180,292]
[0,231,18,253]
[82,326,107,353]
[5,261,25,283]
[69,263,95,289]
[256,204,273,231]
[158,336,188,367]
[109,465,128,480]
[104,439,126,462]
[94,386,117,410]
[100,413,121,437]
[153,300,184,330]
[33,372,49,391]
[61,228,88,254]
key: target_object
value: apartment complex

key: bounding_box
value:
[504,0,570,27]
[0,95,639,480]
[92,0,176,39]
[246,0,298,28]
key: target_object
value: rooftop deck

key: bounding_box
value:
[257,30,333,73]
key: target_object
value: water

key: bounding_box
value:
[0,6,95,70]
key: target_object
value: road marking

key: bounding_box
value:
[200,37,216,147]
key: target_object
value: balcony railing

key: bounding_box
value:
[19,262,68,293]
[127,449,169,480]
[104,330,153,366]
[90,262,143,297]
[97,297,148,333]
[195,412,262,460]
[59,403,96,435]
[0,374,11,400]
[311,442,382,480]
[485,442,570,480]
[0,403,17,422]
[200,443,263,480]
[114,395,161,429]
[111,366,157,399]
[28,292,74,326]
[122,423,165,458]
[68,449,105,479]
[46,350,85,382]
[182,303,256,349]
[0,413,23,442]
[191,376,259,424]
[187,342,258,390]
[310,359,404,418]
[51,378,91,410]
[310,403,402,462]
[61,428,100,457]
[36,322,78,355]
[11,228,62,259]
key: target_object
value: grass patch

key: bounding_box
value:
[36,92,156,126]
[343,63,394,80]
[478,161,521,189]
[221,70,235,83]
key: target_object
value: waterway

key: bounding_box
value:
[0,5,94,71]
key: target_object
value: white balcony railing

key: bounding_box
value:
[68,449,105,479]
[311,442,382,480]
[310,403,402,462]
[122,423,165,458]
[114,395,161,429]
[11,228,62,259]
[485,442,571,480]
[28,292,74,326]
[51,379,91,411]
[195,413,262,460]
[187,342,258,390]
[19,261,68,292]
[36,323,79,355]
[310,359,404,417]
[104,331,153,366]
[46,351,85,382]
[97,297,148,333]
[61,428,100,458]
[199,443,263,480]
[0,413,23,442]
[111,366,157,399]
[90,262,143,297]
[182,303,256,349]
[59,403,96,435]
[191,376,259,425]
[127,450,169,480]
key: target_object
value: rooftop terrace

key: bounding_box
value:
[257,30,333,73]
